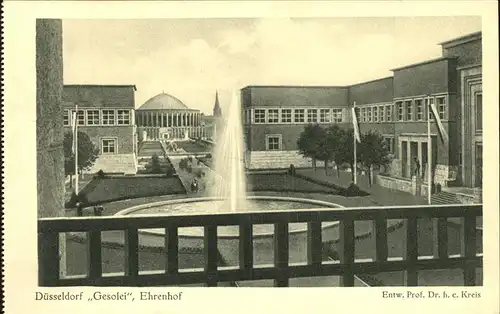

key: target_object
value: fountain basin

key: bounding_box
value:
[115,196,349,239]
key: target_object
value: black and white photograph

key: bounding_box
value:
[3,1,499,314]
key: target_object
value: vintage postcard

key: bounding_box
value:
[3,1,499,314]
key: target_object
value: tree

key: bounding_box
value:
[336,128,361,182]
[64,131,99,188]
[322,125,345,176]
[297,124,326,171]
[359,130,392,186]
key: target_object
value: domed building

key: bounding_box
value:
[136,93,206,141]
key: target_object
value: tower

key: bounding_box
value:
[213,90,222,117]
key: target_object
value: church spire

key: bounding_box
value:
[213,90,222,117]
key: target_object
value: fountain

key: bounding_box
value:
[209,89,249,212]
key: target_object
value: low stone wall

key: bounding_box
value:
[387,159,456,187]
[455,192,480,204]
[246,150,324,169]
[376,175,413,194]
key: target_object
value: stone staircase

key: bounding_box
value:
[431,191,462,205]
[86,154,137,175]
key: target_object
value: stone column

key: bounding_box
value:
[406,141,411,179]
[36,19,66,278]
[37,19,65,218]
[417,141,423,170]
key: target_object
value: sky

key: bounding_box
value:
[62,17,481,115]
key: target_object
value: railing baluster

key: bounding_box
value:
[125,228,139,280]
[164,226,179,276]
[405,215,418,286]
[338,216,355,287]
[374,215,388,262]
[463,210,477,286]
[307,221,322,267]
[38,231,60,286]
[87,231,102,280]
[239,223,253,277]
[204,225,218,287]
[274,222,289,287]
[434,217,448,259]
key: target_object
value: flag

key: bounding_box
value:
[71,111,77,154]
[351,102,361,143]
[429,102,449,143]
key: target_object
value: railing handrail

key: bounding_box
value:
[38,204,482,233]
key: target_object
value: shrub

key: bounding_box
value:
[188,156,193,163]
[186,165,193,174]
[67,191,89,208]
[165,168,175,178]
[178,158,188,170]
[96,169,106,178]
[345,182,362,197]
[151,154,161,173]
[205,153,212,159]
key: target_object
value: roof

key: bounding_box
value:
[241,85,349,107]
[64,84,137,91]
[63,85,136,108]
[439,31,482,49]
[242,85,347,90]
[390,57,456,72]
[347,76,393,88]
[137,93,193,111]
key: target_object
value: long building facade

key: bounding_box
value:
[242,31,482,189]
[62,84,138,174]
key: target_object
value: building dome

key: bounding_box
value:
[138,93,189,111]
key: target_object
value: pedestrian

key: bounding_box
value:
[76,201,83,217]
[413,156,421,177]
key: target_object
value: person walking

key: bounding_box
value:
[413,156,421,177]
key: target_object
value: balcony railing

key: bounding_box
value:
[38,204,482,287]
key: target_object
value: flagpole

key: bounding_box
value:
[427,95,432,205]
[75,104,79,195]
[353,101,357,185]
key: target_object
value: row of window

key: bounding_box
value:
[245,96,449,126]
[394,96,447,122]
[357,97,447,123]
[63,109,132,126]
[264,133,396,153]
[245,108,344,124]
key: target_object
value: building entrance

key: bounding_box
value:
[475,143,482,187]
